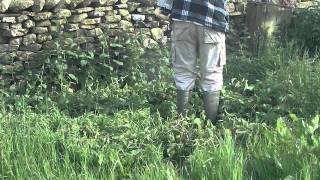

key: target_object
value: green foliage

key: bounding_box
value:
[1,32,175,117]
[287,3,320,54]
[1,30,320,179]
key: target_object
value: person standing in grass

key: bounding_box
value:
[156,0,229,124]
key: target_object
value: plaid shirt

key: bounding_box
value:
[157,0,229,33]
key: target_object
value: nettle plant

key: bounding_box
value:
[13,31,176,116]
[30,32,151,93]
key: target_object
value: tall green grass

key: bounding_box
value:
[1,40,320,179]
[1,108,319,179]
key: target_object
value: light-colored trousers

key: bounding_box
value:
[171,21,226,92]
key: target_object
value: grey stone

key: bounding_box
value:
[23,19,35,28]
[92,0,108,5]
[151,28,163,40]
[37,33,52,43]
[42,40,54,49]
[22,11,35,17]
[81,18,101,25]
[119,9,129,17]
[49,25,62,32]
[0,0,11,13]
[2,17,16,23]
[105,15,121,23]
[74,7,94,14]
[95,6,112,12]
[16,51,36,61]
[144,21,160,28]
[9,43,19,51]
[114,4,128,9]
[32,27,48,33]
[9,37,22,46]
[36,20,51,26]
[1,28,27,37]
[79,24,96,29]
[2,62,23,74]
[17,15,29,22]
[19,43,42,52]
[137,7,155,14]
[33,0,45,12]
[65,23,79,31]
[56,9,72,18]
[44,0,61,10]
[77,0,93,7]
[75,29,86,37]
[105,0,117,6]
[106,29,122,36]
[146,15,156,21]
[51,19,67,25]
[227,3,235,12]
[143,38,158,48]
[0,53,14,64]
[67,0,85,9]
[69,13,88,23]
[105,23,120,29]
[106,10,118,16]
[118,20,133,31]
[127,2,140,12]
[0,22,9,30]
[52,1,66,13]
[34,12,53,20]
[87,27,103,37]
[0,44,9,52]
[132,14,145,21]
[23,33,37,46]
[74,36,94,44]
[134,28,151,36]
[9,0,34,12]
[235,3,246,13]
[123,14,131,21]
[10,23,22,29]
[88,10,105,17]
[0,36,9,43]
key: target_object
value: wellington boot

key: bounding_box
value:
[176,90,190,117]
[203,91,220,124]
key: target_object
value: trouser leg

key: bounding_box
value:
[172,21,198,91]
[198,26,226,123]
[172,21,198,115]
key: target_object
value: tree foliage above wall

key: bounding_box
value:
[287,3,320,54]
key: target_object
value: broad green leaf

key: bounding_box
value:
[80,60,88,66]
[289,113,298,122]
[68,74,78,82]
[113,59,124,66]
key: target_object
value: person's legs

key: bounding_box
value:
[172,21,198,116]
[198,26,226,123]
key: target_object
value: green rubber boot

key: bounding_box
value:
[176,90,190,117]
[203,91,220,124]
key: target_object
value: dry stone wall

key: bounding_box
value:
[0,0,247,88]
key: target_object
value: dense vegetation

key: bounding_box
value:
[1,6,320,180]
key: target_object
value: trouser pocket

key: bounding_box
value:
[201,28,226,67]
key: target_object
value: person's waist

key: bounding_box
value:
[172,18,204,27]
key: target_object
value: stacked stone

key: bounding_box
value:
[0,0,249,89]
[129,1,168,46]
[228,0,247,16]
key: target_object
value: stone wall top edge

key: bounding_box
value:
[0,0,143,14]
